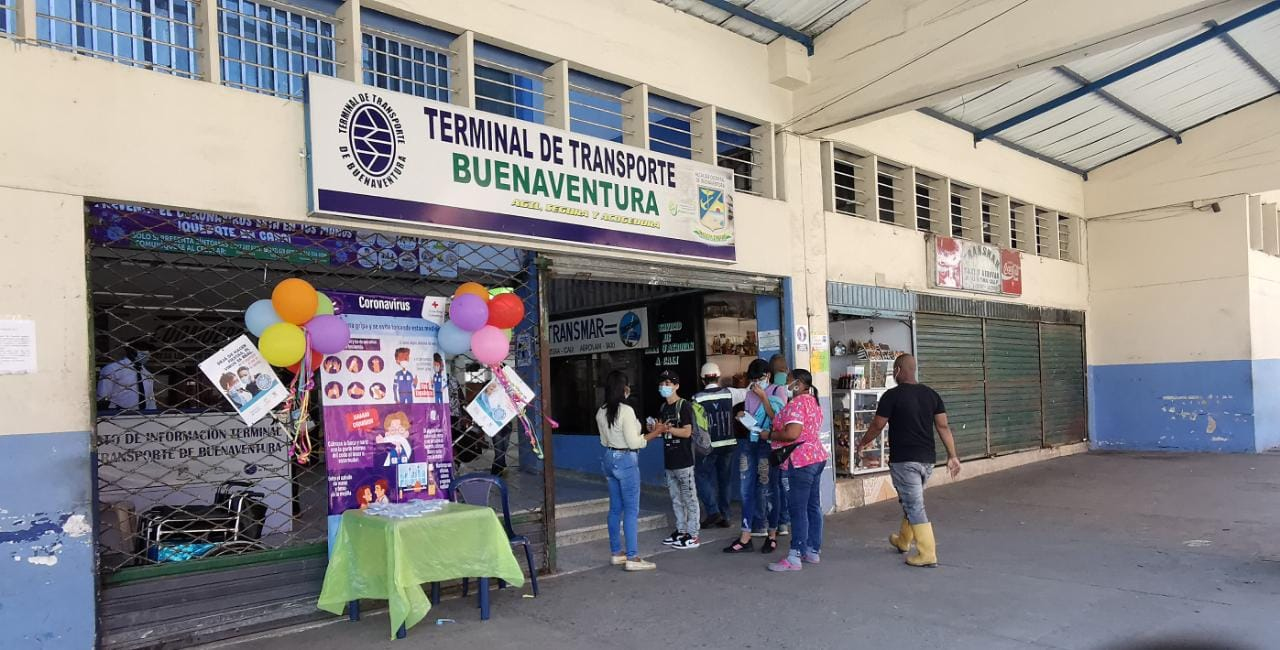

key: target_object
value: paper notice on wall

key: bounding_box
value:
[199,335,289,426]
[466,366,535,437]
[0,320,37,375]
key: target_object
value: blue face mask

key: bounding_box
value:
[772,372,787,386]
[755,379,770,391]
[658,385,675,399]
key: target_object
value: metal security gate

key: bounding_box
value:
[1040,324,1087,446]
[915,314,988,461]
[985,321,1043,455]
[88,203,549,648]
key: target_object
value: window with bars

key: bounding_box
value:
[981,192,998,244]
[219,0,338,100]
[831,149,868,219]
[1058,214,1074,261]
[1010,200,1027,251]
[361,29,449,101]
[915,171,943,233]
[717,113,761,195]
[36,0,200,78]
[1,1,14,36]
[567,70,628,143]
[950,182,974,240]
[648,93,697,159]
[876,160,906,225]
[1035,207,1052,256]
[474,44,548,124]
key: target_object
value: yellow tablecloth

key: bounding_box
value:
[317,503,525,638]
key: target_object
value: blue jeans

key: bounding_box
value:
[603,450,641,558]
[738,441,768,532]
[696,446,735,518]
[890,461,933,525]
[785,460,826,556]
[768,463,791,529]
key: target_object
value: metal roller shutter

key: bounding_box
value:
[985,321,1043,454]
[543,253,783,295]
[915,314,987,461]
[1040,324,1087,446]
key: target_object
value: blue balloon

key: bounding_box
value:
[245,299,282,337]
[438,320,473,356]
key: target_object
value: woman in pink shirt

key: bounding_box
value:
[765,369,828,571]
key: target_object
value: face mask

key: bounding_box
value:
[135,351,150,364]
[772,372,787,386]
[755,379,769,390]
[658,386,675,399]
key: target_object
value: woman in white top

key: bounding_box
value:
[596,370,661,571]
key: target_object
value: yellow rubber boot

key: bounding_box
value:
[889,517,913,553]
[905,523,937,567]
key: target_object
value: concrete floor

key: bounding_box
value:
[211,453,1280,650]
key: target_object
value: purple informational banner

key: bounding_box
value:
[86,202,522,277]
[321,291,453,515]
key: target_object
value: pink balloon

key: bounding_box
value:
[307,314,351,354]
[449,294,489,332]
[471,326,510,365]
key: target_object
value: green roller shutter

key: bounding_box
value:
[1040,323,1087,446]
[985,321,1043,454]
[915,314,987,461]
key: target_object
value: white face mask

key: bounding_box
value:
[755,379,769,390]
[134,351,151,364]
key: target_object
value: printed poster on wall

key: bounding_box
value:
[321,291,453,514]
[930,235,1022,296]
[199,335,289,425]
[466,365,536,437]
[306,74,736,262]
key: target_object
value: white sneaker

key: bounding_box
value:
[625,558,656,571]
[610,555,627,566]
[661,530,682,546]
[674,534,701,550]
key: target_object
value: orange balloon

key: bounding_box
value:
[272,278,319,325]
[454,281,490,303]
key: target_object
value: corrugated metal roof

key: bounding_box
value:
[653,0,869,44]
[925,5,1280,174]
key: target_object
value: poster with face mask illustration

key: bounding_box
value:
[321,291,453,517]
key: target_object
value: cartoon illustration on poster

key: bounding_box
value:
[198,335,288,425]
[321,291,454,515]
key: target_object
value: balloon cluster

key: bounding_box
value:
[437,282,525,365]
[243,278,351,465]
[245,279,351,370]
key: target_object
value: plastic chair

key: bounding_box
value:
[451,473,539,609]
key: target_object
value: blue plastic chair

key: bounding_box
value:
[451,473,539,609]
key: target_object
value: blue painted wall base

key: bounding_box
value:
[553,433,667,486]
[0,430,96,649]
[1089,360,1257,453]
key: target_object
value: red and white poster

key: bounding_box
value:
[930,236,1022,296]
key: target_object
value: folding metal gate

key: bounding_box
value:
[88,203,549,647]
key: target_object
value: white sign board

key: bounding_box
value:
[199,335,289,425]
[95,413,293,537]
[306,75,736,261]
[548,307,649,357]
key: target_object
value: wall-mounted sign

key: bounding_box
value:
[306,75,736,261]
[549,307,649,357]
[930,236,1022,296]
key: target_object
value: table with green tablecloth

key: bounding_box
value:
[317,502,525,638]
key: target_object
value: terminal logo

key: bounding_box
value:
[618,311,644,348]
[337,93,406,189]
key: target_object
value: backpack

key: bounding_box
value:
[680,398,713,457]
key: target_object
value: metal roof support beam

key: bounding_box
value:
[1209,20,1280,93]
[919,108,1088,179]
[973,0,1280,143]
[1053,66,1183,144]
[697,0,815,55]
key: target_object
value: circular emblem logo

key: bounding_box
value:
[618,312,643,348]
[350,103,396,178]
[337,94,406,189]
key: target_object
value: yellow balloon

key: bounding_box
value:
[259,322,307,367]
[454,282,490,303]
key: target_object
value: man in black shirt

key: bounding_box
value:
[649,370,700,549]
[858,354,960,568]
